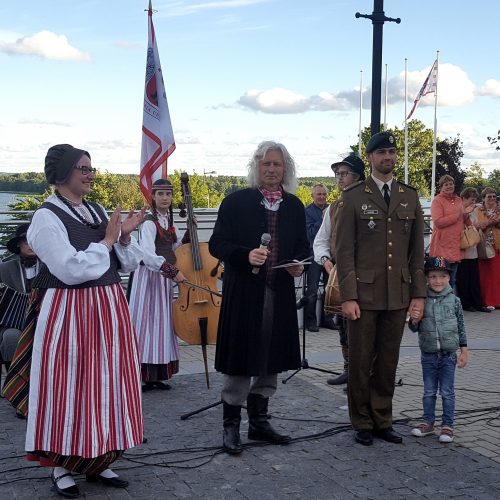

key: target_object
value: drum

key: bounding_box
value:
[324,265,342,315]
[0,285,30,330]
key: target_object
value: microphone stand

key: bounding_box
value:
[282,270,338,384]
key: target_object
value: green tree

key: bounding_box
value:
[487,130,500,151]
[463,162,486,193]
[425,136,466,195]
[486,169,500,193]
[353,120,434,195]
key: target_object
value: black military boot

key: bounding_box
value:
[247,393,291,444]
[222,401,243,455]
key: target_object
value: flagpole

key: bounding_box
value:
[430,51,439,201]
[383,63,388,130]
[404,58,409,184]
[358,70,363,156]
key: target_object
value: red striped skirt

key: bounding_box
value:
[25,284,143,459]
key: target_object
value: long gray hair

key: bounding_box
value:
[247,141,299,194]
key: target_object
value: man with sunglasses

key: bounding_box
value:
[314,154,366,386]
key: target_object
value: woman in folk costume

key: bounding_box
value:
[25,144,145,498]
[129,178,188,391]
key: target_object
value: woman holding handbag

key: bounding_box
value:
[455,188,490,312]
[429,175,475,288]
[475,187,500,308]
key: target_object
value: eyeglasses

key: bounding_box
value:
[74,166,97,175]
[485,195,497,199]
[335,171,353,178]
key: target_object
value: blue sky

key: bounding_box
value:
[1,0,499,178]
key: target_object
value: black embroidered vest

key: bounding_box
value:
[32,202,121,289]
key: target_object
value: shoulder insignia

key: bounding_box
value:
[364,184,373,194]
[343,180,364,192]
[397,181,417,192]
[338,201,344,208]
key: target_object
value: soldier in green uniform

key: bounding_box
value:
[335,131,427,446]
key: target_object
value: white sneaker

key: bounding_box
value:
[439,426,454,443]
[411,422,434,437]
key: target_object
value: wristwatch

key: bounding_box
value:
[321,256,330,265]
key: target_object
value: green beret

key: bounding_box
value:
[366,131,397,153]
[44,144,90,185]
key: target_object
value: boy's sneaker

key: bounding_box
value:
[439,426,454,443]
[411,422,434,437]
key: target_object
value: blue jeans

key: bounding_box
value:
[421,351,457,427]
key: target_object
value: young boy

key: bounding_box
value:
[409,256,468,443]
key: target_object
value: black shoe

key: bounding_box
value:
[306,325,319,332]
[141,383,154,392]
[51,471,80,498]
[477,306,492,313]
[153,381,171,390]
[86,473,129,488]
[354,430,373,446]
[327,372,348,385]
[247,393,291,444]
[223,426,243,455]
[321,320,336,330]
[374,427,403,444]
[223,402,243,455]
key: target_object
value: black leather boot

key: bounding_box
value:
[222,401,242,455]
[247,393,291,444]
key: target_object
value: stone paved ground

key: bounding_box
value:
[1,310,500,499]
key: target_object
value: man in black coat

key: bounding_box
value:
[209,141,309,455]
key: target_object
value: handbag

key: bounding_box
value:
[477,231,495,259]
[460,225,481,249]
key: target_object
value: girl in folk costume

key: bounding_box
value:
[129,178,188,392]
[26,144,145,498]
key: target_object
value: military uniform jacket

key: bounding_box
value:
[335,176,426,310]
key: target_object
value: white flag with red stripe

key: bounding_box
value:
[140,2,175,202]
[406,59,438,121]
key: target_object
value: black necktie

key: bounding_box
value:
[382,184,390,206]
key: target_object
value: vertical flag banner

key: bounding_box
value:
[140,2,175,202]
[406,59,438,121]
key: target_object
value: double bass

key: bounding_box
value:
[173,172,222,388]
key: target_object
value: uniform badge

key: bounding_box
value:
[400,202,408,208]
[399,186,405,193]
[362,204,367,210]
[368,220,376,230]
[338,201,344,208]
[364,185,373,194]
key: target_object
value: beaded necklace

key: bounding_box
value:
[55,190,100,229]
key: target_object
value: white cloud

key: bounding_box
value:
[0,31,90,61]
[477,79,500,97]
[405,63,474,107]
[237,63,482,115]
[158,0,271,17]
[239,88,310,114]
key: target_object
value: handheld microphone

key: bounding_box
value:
[252,233,271,274]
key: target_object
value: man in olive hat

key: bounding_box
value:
[0,224,39,397]
[314,153,366,386]
[335,131,426,446]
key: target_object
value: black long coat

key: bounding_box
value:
[209,188,309,376]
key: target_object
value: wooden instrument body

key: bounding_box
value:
[324,265,342,315]
[173,242,221,345]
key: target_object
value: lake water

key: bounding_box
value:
[0,192,20,216]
